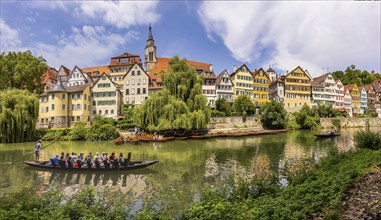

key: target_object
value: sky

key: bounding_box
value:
[0,1,380,77]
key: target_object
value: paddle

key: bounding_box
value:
[6,140,57,165]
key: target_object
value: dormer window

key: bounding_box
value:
[116,59,120,64]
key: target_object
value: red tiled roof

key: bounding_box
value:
[42,67,58,84]
[364,84,374,92]
[82,66,110,77]
[149,57,212,86]
[312,73,330,88]
[373,80,381,93]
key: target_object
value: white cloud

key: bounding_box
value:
[0,19,21,51]
[33,25,139,68]
[75,1,161,28]
[198,2,381,75]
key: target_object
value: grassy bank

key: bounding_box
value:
[183,148,381,219]
[1,148,380,219]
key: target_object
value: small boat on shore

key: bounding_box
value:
[24,160,159,171]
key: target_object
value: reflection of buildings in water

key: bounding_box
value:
[250,154,270,180]
[204,136,263,149]
[204,152,271,184]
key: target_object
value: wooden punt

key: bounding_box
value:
[24,160,159,171]
[314,133,340,138]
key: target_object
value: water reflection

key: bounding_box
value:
[1,128,380,214]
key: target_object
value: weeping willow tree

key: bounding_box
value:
[0,89,39,143]
[133,56,211,131]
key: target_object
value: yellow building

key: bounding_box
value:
[230,64,254,100]
[252,68,270,104]
[348,84,361,116]
[284,66,312,112]
[37,77,91,129]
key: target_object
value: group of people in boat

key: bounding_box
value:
[49,152,130,169]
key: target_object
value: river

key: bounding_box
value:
[0,128,375,214]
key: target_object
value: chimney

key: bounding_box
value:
[233,65,236,72]
[210,65,213,72]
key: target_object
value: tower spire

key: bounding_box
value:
[148,23,153,41]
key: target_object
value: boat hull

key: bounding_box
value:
[314,134,340,138]
[24,160,159,171]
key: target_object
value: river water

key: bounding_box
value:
[0,128,375,213]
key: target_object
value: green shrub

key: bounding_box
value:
[331,118,341,130]
[211,110,225,117]
[353,129,381,150]
[66,122,88,141]
[370,112,378,117]
[43,128,71,141]
[260,100,287,129]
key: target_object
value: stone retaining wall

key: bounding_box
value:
[208,116,263,131]
[320,117,381,129]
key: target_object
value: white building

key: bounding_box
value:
[335,79,345,111]
[269,76,285,103]
[344,86,353,117]
[215,70,234,102]
[122,63,149,105]
[266,66,277,82]
[311,73,336,106]
[66,65,93,87]
[91,73,123,119]
[358,86,368,114]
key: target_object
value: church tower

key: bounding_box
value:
[145,23,157,72]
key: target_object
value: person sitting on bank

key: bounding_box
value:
[35,140,43,162]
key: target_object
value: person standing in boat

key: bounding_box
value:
[35,140,43,162]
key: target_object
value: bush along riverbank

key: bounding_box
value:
[1,138,381,219]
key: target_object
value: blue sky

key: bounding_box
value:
[1,1,380,77]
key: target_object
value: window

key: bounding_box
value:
[141,97,145,102]
[131,97,135,103]
[125,89,129,95]
[62,117,66,123]
[51,94,55,100]
[71,117,74,122]
[116,59,120,64]
[131,88,135,95]
[126,97,129,103]
[126,80,129,85]
[143,79,146,85]
[41,119,44,124]
[138,79,141,85]
[137,71,141,75]
[131,71,135,76]
[121,57,128,64]
[62,94,65,99]
[93,101,96,106]
[143,88,146,94]
[99,110,102,114]
[51,104,55,110]
[132,79,135,85]
[77,104,81,110]
[111,109,114,114]
[51,117,55,123]
[137,88,140,94]
[62,104,65,110]
[84,104,86,110]
[77,116,80,121]
[84,94,87,100]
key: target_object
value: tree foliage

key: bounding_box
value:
[233,95,255,116]
[133,56,211,131]
[332,65,381,86]
[293,104,320,129]
[0,89,39,143]
[0,51,48,94]
[215,98,232,116]
[260,100,287,129]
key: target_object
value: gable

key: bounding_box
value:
[253,68,269,80]
[286,66,312,80]
[123,63,149,79]
[92,73,121,93]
